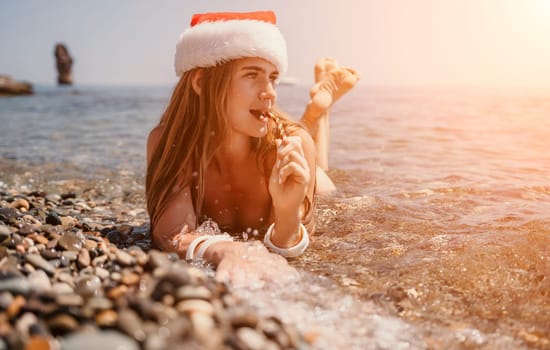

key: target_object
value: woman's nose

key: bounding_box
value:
[259,83,276,102]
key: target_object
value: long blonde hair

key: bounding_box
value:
[146,61,301,234]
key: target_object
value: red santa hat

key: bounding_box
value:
[174,11,288,76]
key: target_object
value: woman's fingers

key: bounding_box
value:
[278,150,308,170]
[273,149,309,185]
[277,136,304,158]
[275,136,309,184]
[279,163,310,185]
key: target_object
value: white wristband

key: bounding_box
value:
[185,235,210,260]
[263,223,309,258]
[195,235,234,261]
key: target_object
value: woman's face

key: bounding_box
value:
[226,57,279,138]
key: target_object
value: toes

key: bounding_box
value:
[314,59,327,83]
[314,57,339,82]
[324,58,338,74]
[336,68,360,88]
[342,67,361,81]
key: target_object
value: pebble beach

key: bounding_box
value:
[0,173,310,350]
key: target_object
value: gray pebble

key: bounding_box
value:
[61,330,140,350]
[25,254,55,276]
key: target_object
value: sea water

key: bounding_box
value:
[1,84,549,349]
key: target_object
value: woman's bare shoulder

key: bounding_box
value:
[147,124,165,164]
[148,125,164,144]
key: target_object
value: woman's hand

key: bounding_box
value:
[268,135,310,214]
[214,241,298,288]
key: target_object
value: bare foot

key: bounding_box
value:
[307,67,360,118]
[314,57,338,84]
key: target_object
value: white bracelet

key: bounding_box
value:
[263,223,309,258]
[185,235,210,260]
[195,235,234,261]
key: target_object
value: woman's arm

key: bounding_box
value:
[268,127,317,248]
[147,126,199,256]
[147,125,249,266]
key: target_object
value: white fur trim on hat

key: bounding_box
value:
[175,19,287,76]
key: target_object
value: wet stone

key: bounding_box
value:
[0,224,10,240]
[74,275,101,298]
[0,278,31,295]
[107,285,128,300]
[9,198,30,211]
[28,233,49,245]
[58,232,83,251]
[128,246,148,266]
[95,309,117,327]
[56,272,74,286]
[60,330,139,350]
[176,299,215,316]
[105,231,123,245]
[236,327,268,350]
[115,249,135,267]
[0,292,14,310]
[47,313,79,335]
[117,309,146,342]
[46,238,58,250]
[7,295,26,319]
[0,246,8,259]
[18,223,37,235]
[85,297,113,311]
[5,233,23,249]
[58,255,71,268]
[229,309,260,328]
[0,208,17,223]
[28,322,50,337]
[60,192,76,200]
[93,267,110,280]
[45,194,61,202]
[117,224,133,236]
[59,216,77,229]
[189,312,216,342]
[83,239,98,250]
[23,335,54,350]
[120,271,140,286]
[176,285,213,301]
[60,251,78,261]
[148,250,171,270]
[56,294,84,307]
[91,254,108,267]
[26,254,56,276]
[51,283,74,295]
[40,249,60,260]
[45,212,62,226]
[27,270,52,293]
[77,249,91,269]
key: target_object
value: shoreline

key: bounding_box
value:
[2,158,549,349]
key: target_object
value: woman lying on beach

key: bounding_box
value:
[146,11,359,285]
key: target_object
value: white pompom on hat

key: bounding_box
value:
[175,11,288,76]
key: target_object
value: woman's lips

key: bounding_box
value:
[250,109,268,121]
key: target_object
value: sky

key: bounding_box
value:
[1,0,550,88]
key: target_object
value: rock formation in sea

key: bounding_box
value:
[54,43,73,85]
[0,75,33,96]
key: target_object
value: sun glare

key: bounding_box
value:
[527,0,550,30]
